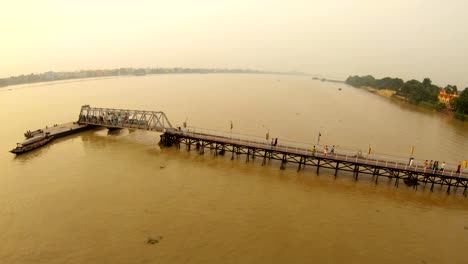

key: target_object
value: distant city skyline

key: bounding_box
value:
[2,0,468,88]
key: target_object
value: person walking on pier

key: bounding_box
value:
[440,162,445,172]
[324,145,329,156]
[429,160,433,170]
[312,145,316,156]
[330,145,335,155]
[457,164,461,174]
[274,138,278,146]
[423,160,428,169]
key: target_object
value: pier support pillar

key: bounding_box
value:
[280,155,286,170]
[199,144,205,155]
[316,159,320,174]
[297,157,303,172]
[394,171,400,188]
[334,162,339,177]
[219,144,225,156]
[353,165,359,181]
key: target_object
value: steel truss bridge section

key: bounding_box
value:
[78,105,173,132]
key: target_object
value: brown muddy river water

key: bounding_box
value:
[0,74,467,263]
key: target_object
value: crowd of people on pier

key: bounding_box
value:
[420,159,466,174]
[269,137,466,175]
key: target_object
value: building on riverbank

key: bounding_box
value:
[438,90,459,107]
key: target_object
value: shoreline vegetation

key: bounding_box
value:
[345,75,468,121]
[0,67,306,89]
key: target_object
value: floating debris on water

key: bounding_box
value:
[147,236,163,245]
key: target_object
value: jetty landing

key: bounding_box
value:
[12,122,92,154]
[42,122,91,139]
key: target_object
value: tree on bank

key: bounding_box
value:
[345,75,376,88]
[444,85,458,95]
[346,75,444,106]
[398,79,438,104]
[453,88,468,115]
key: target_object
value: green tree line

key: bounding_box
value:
[345,75,468,119]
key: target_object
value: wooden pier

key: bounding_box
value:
[160,128,468,195]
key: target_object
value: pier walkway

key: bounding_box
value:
[77,105,468,195]
[160,128,468,194]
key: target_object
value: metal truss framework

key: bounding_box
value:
[78,105,173,132]
[160,132,468,196]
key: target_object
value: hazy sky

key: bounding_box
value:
[1,0,468,87]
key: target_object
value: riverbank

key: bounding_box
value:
[358,86,468,121]
[0,68,305,89]
[345,75,468,121]
[364,87,396,98]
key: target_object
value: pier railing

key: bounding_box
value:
[171,126,467,179]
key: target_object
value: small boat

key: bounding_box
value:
[10,133,54,154]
